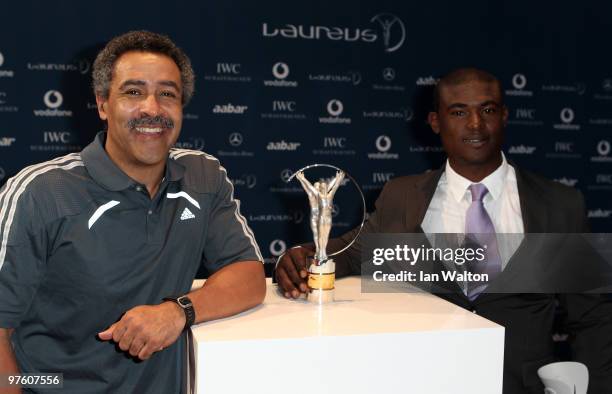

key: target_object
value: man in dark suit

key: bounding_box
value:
[276,68,612,393]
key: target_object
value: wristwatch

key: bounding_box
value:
[163,295,195,329]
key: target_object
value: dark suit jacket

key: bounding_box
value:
[326,166,612,394]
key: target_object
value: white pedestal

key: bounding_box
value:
[191,277,504,394]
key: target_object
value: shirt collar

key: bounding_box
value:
[445,152,509,203]
[81,131,185,191]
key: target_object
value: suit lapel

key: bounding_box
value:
[407,169,443,232]
[514,167,550,233]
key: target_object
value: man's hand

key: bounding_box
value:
[98,302,185,360]
[275,247,311,298]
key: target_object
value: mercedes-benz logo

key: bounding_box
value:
[272,62,289,80]
[327,99,343,117]
[370,13,406,53]
[597,140,611,157]
[382,67,395,81]
[280,169,293,183]
[228,132,243,147]
[376,135,392,152]
[269,239,287,257]
[512,74,527,90]
[560,108,574,124]
[44,90,63,109]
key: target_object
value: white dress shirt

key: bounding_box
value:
[421,153,525,268]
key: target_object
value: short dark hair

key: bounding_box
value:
[92,30,195,106]
[432,68,502,112]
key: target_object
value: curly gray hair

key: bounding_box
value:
[92,30,195,106]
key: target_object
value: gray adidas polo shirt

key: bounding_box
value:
[0,131,263,393]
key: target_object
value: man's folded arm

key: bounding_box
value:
[189,260,265,323]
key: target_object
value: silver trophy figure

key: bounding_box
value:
[287,164,366,304]
[295,171,345,263]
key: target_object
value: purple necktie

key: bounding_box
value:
[465,184,502,300]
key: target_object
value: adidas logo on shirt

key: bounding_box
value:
[180,207,196,221]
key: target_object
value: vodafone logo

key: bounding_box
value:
[272,62,289,79]
[598,140,611,157]
[327,99,344,117]
[560,108,574,124]
[376,135,392,152]
[0,52,4,67]
[269,239,287,256]
[44,90,63,109]
[512,74,527,90]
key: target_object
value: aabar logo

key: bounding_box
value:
[508,145,536,154]
[554,177,578,187]
[416,76,438,86]
[266,140,301,151]
[588,209,612,219]
[212,103,248,114]
[0,137,16,147]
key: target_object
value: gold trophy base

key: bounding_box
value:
[307,259,335,304]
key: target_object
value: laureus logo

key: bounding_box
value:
[370,13,406,53]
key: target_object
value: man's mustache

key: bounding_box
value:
[127,115,174,130]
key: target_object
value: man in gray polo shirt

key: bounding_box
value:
[0,31,265,393]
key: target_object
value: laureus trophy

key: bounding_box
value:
[288,164,366,304]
